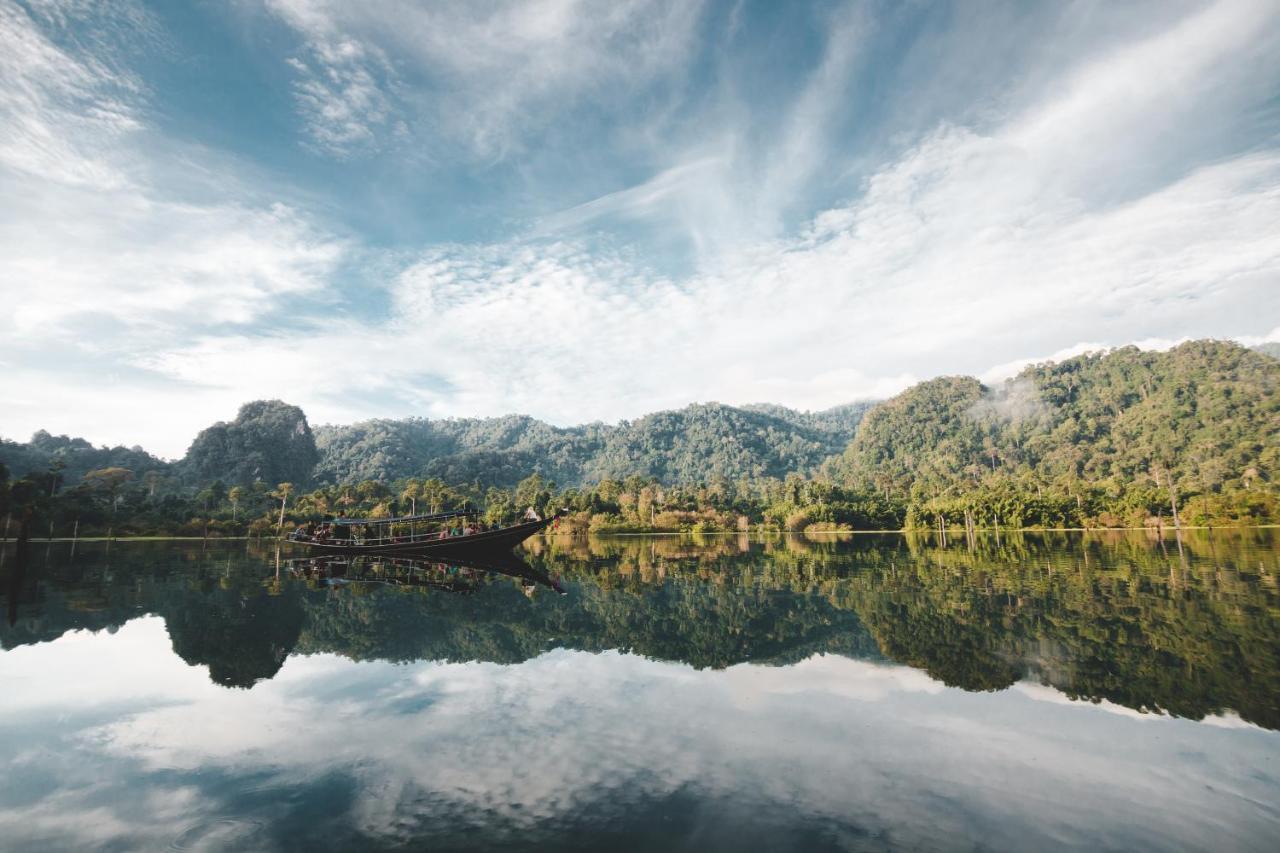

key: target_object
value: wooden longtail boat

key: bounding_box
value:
[284,508,561,556]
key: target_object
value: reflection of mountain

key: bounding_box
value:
[165,582,305,688]
[0,544,883,683]
[295,570,881,669]
[1,532,1277,727]
[842,533,1280,727]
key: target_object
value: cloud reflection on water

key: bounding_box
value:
[1,617,1277,851]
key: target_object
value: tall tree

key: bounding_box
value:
[274,482,294,533]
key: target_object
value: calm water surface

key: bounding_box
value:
[1,531,1278,851]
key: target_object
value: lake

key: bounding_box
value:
[1,531,1278,851]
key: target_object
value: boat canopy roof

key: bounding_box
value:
[330,508,473,525]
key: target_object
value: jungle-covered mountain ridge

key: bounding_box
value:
[310,400,876,486]
[0,400,875,490]
[1,340,1276,504]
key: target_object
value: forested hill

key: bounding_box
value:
[834,340,1278,500]
[0,431,169,487]
[0,400,872,490]
[2,340,1273,504]
[312,401,874,487]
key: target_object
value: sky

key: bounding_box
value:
[1,0,1279,458]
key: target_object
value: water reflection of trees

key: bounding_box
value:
[1,532,1276,727]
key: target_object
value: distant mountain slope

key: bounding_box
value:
[11,338,1271,497]
[834,340,1279,494]
[311,414,593,486]
[1,400,871,490]
[737,401,874,435]
[0,431,169,484]
[0,401,319,490]
[314,401,873,487]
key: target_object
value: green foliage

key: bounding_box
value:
[182,400,319,488]
[312,402,869,487]
[835,341,1279,527]
[0,430,167,486]
[1,341,1275,536]
[5,531,1276,727]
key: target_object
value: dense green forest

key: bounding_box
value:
[5,532,1276,727]
[310,401,872,486]
[0,339,1276,537]
[831,340,1278,529]
[0,430,168,486]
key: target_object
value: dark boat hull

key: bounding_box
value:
[283,550,565,594]
[288,517,554,556]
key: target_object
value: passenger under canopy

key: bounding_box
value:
[329,509,473,526]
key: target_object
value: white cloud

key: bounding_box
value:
[0,0,140,189]
[3,195,342,338]
[267,0,705,158]
[131,138,1280,448]
[2,627,1277,850]
[2,0,1279,456]
[0,1,349,453]
[1004,0,1278,196]
[270,0,400,156]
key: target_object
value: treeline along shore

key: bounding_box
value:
[1,340,1276,540]
[5,532,1278,728]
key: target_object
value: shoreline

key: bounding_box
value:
[4,523,1276,545]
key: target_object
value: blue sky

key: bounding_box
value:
[2,0,1279,457]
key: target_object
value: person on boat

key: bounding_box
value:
[524,507,541,522]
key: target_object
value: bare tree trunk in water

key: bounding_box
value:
[17,513,31,551]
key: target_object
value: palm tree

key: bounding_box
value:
[274,482,294,534]
[84,467,133,539]
[422,478,448,514]
[400,480,422,516]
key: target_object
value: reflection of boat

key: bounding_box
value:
[285,509,562,556]
[284,550,566,595]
